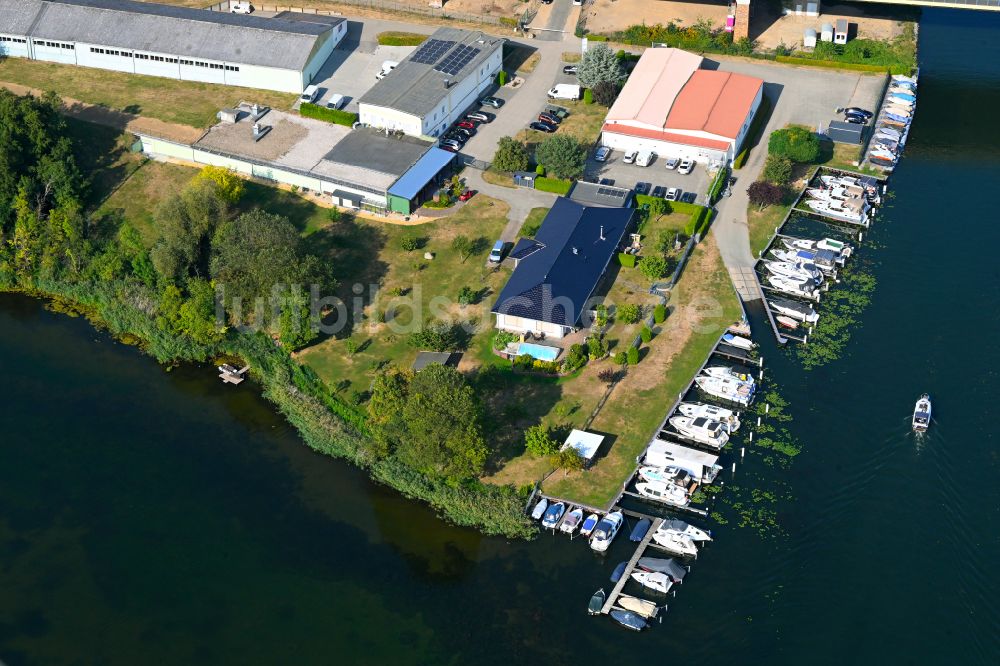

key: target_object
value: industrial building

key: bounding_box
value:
[601,48,764,166]
[137,104,455,215]
[0,0,345,93]
[358,27,504,139]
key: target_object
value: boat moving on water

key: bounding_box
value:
[913,394,932,432]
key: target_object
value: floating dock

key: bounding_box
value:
[601,516,664,615]
[218,364,249,385]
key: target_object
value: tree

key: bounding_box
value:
[653,303,666,324]
[367,366,413,459]
[640,326,652,343]
[583,88,594,105]
[277,287,316,349]
[747,181,786,211]
[535,135,587,180]
[618,303,641,324]
[646,196,668,222]
[592,80,620,107]
[763,154,793,186]
[492,136,530,173]
[525,424,560,456]
[768,126,820,163]
[638,255,668,281]
[577,43,626,88]
[550,447,585,472]
[196,166,245,203]
[451,235,474,262]
[151,180,229,283]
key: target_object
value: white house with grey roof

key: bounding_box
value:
[0,0,345,93]
[358,27,504,139]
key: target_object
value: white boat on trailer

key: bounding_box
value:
[912,393,932,432]
[668,415,729,449]
[677,402,741,432]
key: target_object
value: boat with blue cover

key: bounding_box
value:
[630,518,651,542]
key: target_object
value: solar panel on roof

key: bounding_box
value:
[410,38,456,65]
[434,45,481,76]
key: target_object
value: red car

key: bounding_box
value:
[459,190,476,202]
[457,120,477,130]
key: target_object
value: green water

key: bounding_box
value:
[3,9,1000,665]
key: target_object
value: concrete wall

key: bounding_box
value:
[0,35,31,58]
[358,104,424,136]
[495,314,568,339]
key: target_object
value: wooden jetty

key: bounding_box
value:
[219,364,249,385]
[601,517,664,615]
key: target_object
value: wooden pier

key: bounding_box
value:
[219,364,249,385]
[601,517,663,615]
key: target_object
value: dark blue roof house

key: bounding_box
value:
[491,198,636,338]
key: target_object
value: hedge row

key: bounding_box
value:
[299,102,358,127]
[775,55,911,75]
[683,206,712,237]
[707,168,728,205]
[377,32,427,46]
[534,177,572,195]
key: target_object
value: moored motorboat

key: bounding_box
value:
[617,594,659,619]
[530,497,548,520]
[559,508,583,534]
[694,374,755,406]
[912,393,932,432]
[768,297,819,323]
[677,402,741,432]
[668,415,729,449]
[630,518,652,542]
[763,259,823,282]
[580,512,600,536]
[776,315,799,330]
[637,557,688,582]
[588,588,606,615]
[651,530,698,557]
[610,609,647,631]
[590,511,624,552]
[721,332,755,350]
[635,481,690,507]
[637,465,690,486]
[541,501,565,529]
[610,561,628,583]
[806,198,869,225]
[781,236,853,258]
[660,517,712,542]
[767,274,818,299]
[876,126,902,140]
[770,248,838,272]
[631,570,674,594]
[702,365,755,383]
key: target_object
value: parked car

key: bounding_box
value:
[635,151,654,167]
[634,181,651,195]
[457,120,477,130]
[489,240,505,263]
[480,96,504,108]
[231,1,253,14]
[545,107,570,121]
[651,185,666,198]
[440,138,463,150]
[678,158,695,175]
[453,127,476,138]
[681,191,697,204]
[326,94,346,110]
[665,187,681,201]
[375,61,398,81]
[844,115,867,125]
[623,150,638,165]
[299,85,319,104]
[595,146,611,162]
[466,112,490,123]
[459,190,476,202]
[599,177,615,186]
[529,121,557,133]
[562,65,578,75]
[538,112,561,125]
[442,134,466,146]
[439,144,459,153]
[844,107,873,119]
[664,156,680,170]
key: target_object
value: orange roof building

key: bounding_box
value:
[601,48,764,164]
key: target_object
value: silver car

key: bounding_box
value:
[664,157,680,170]
[665,187,681,201]
[595,146,611,162]
[678,158,695,175]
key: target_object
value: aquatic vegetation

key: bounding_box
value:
[795,266,877,369]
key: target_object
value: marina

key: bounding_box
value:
[862,71,920,172]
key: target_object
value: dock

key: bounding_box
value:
[219,364,249,385]
[601,516,663,615]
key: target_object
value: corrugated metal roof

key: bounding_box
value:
[387,147,454,200]
[0,0,339,71]
[665,70,762,140]
[359,26,503,119]
[605,48,702,129]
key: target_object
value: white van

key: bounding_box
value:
[636,151,654,167]
[231,2,253,14]
[300,85,320,104]
[376,61,399,80]
[326,94,346,110]
[547,84,581,100]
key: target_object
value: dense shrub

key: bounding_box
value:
[492,330,519,351]
[618,303,641,324]
[618,252,636,268]
[525,424,560,456]
[653,303,666,324]
[613,351,628,365]
[639,255,668,281]
[627,346,639,365]
[299,102,358,127]
[768,126,821,163]
[535,135,587,180]
[640,326,652,343]
[707,168,728,204]
[493,137,530,173]
[748,181,786,210]
[562,343,588,372]
[763,154,793,185]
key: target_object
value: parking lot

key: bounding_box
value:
[583,149,712,204]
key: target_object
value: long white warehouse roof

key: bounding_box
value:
[0,0,340,71]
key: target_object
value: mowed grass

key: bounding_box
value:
[516,99,607,152]
[0,58,297,128]
[747,202,790,259]
[295,196,511,394]
[541,236,742,507]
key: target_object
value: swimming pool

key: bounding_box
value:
[517,342,561,362]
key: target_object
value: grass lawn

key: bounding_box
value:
[541,235,742,507]
[561,52,582,64]
[816,140,880,175]
[377,31,428,46]
[521,206,549,236]
[0,58,296,128]
[747,202,791,259]
[481,167,517,188]
[295,196,511,396]
[516,99,607,151]
[66,118,143,210]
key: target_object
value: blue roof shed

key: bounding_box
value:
[387,147,455,213]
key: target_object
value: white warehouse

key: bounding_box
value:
[358,27,504,139]
[0,0,346,94]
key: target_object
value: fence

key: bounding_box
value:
[204,1,518,28]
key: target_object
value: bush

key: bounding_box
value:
[747,181,786,210]
[457,286,475,305]
[497,70,508,87]
[627,346,639,365]
[299,102,358,127]
[377,32,428,46]
[638,255,668,281]
[407,323,458,351]
[598,368,619,384]
[653,303,666,323]
[493,137,530,173]
[594,304,608,328]
[534,177,572,195]
[763,154,793,185]
[562,343,588,372]
[613,351,627,365]
[593,80,620,106]
[707,168,728,204]
[587,335,608,360]
[535,164,545,176]
[492,330,519,351]
[551,447,585,471]
[400,235,420,252]
[618,252,636,268]
[640,326,652,343]
[768,126,821,163]
[583,88,594,105]
[618,303,641,324]
[525,424,560,456]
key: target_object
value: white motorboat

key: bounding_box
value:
[580,513,600,537]
[635,481,690,507]
[768,297,819,323]
[617,594,659,619]
[630,570,674,594]
[541,501,565,529]
[637,465,694,487]
[767,274,818,299]
[677,402,741,432]
[721,332,755,351]
[530,497,548,520]
[660,517,712,542]
[763,259,823,282]
[912,393,932,432]
[892,74,918,85]
[806,198,869,225]
[702,365,755,384]
[770,248,838,273]
[590,511,624,552]
[694,374,755,406]
[668,416,729,449]
[651,530,698,557]
[781,236,853,259]
[776,315,799,330]
[559,508,584,534]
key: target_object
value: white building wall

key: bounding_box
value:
[732,86,763,153]
[0,35,30,58]
[232,63,303,93]
[139,136,196,161]
[77,43,135,73]
[300,23,345,89]
[358,104,424,136]
[495,314,567,339]
[132,51,183,79]
[599,131,728,165]
[30,39,77,65]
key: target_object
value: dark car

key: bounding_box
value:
[439,144,459,153]
[844,115,867,125]
[681,191,697,204]
[453,127,476,138]
[651,185,666,198]
[538,112,561,125]
[634,181,651,195]
[844,107,873,119]
[599,177,615,186]
[562,65,578,75]
[529,121,557,133]
[480,96,504,109]
[442,132,466,145]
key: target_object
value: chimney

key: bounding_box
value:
[443,79,451,89]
